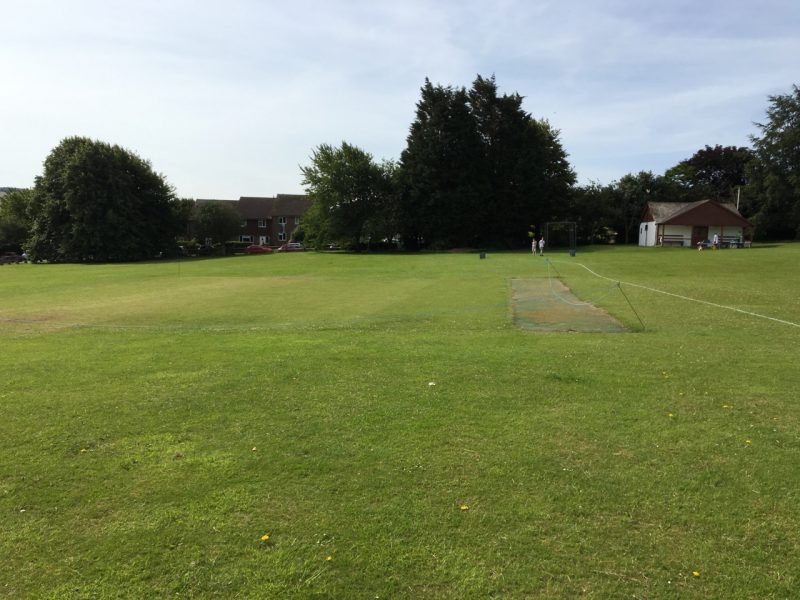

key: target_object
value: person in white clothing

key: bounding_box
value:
[538,237,545,255]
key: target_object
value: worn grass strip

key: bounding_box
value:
[511,278,627,332]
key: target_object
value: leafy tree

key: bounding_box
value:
[193,200,242,246]
[665,145,752,202]
[607,171,679,244]
[301,142,396,249]
[519,118,576,235]
[27,137,183,262]
[399,75,575,248]
[399,80,484,248]
[568,182,618,244]
[172,198,196,236]
[0,188,33,251]
[746,85,800,239]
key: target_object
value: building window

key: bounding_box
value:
[258,219,267,228]
[240,235,252,243]
[278,232,287,241]
[278,216,287,225]
[294,216,300,225]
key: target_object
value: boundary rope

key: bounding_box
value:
[549,259,800,329]
[544,259,621,307]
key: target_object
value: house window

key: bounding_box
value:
[294,216,300,225]
[258,219,267,228]
[240,235,252,243]
[278,216,287,225]
[278,232,287,241]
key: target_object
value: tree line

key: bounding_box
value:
[299,75,576,250]
[2,80,799,260]
[298,79,800,249]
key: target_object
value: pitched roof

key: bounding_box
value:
[238,195,311,218]
[647,201,698,222]
[645,200,752,227]
[193,196,311,219]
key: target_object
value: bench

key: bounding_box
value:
[720,236,745,248]
[660,235,685,247]
[0,252,26,264]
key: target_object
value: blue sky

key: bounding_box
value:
[2,0,798,199]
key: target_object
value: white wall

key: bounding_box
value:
[639,221,657,246]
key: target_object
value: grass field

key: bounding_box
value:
[1,245,799,598]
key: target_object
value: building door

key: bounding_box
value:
[259,235,267,245]
[691,226,708,247]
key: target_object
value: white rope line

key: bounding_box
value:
[550,260,800,329]
[545,261,619,307]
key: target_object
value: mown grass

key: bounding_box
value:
[1,245,799,598]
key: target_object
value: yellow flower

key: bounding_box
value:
[746,439,752,444]
[326,555,333,561]
[80,448,87,453]
[260,534,270,542]
[692,571,700,577]
[459,504,469,511]
[668,413,674,417]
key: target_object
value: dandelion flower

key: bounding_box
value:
[80,448,87,453]
[668,413,674,417]
[326,555,333,561]
[459,504,469,511]
[746,439,752,444]
[260,534,270,542]
[692,571,700,577]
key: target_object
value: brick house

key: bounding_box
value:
[195,194,311,246]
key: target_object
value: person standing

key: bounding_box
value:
[532,238,536,254]
[712,233,719,249]
[538,237,545,256]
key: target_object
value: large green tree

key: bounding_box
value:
[664,145,752,202]
[398,80,484,248]
[300,142,396,249]
[193,200,242,245]
[399,75,575,248]
[0,188,33,251]
[567,181,618,244]
[27,137,185,262]
[746,85,800,239]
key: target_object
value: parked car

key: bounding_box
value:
[0,252,27,264]
[244,244,273,254]
[277,242,305,252]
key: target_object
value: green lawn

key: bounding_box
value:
[1,245,799,598]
